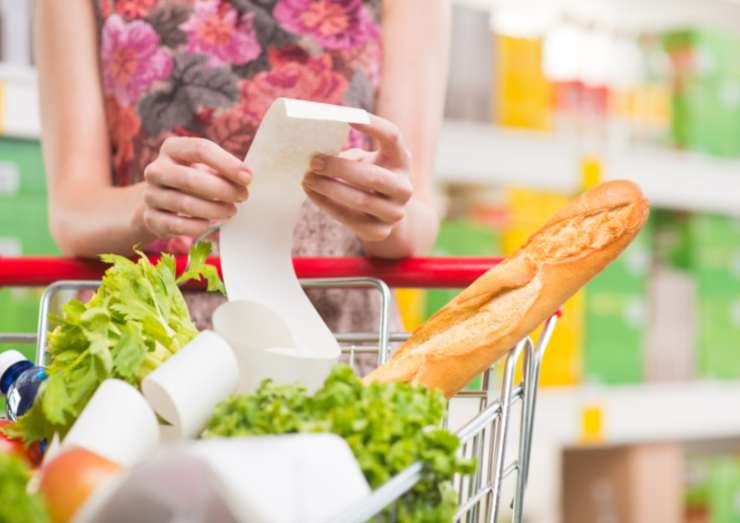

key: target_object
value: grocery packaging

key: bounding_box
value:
[690,214,740,379]
[663,28,740,157]
[494,33,552,130]
[708,457,740,523]
[0,349,46,419]
[563,443,683,522]
[584,220,652,384]
[647,210,697,382]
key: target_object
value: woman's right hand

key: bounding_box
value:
[136,137,251,239]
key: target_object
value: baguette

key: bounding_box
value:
[364,180,650,397]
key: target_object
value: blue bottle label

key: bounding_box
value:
[7,388,20,418]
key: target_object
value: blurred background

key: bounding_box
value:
[0,0,739,521]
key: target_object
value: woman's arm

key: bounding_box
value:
[36,0,147,256]
[370,0,449,257]
[303,0,450,259]
[36,1,249,257]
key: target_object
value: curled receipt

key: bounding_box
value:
[219,98,369,392]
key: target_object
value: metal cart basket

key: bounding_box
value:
[0,256,556,523]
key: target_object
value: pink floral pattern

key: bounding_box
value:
[242,47,348,123]
[104,97,142,185]
[274,0,376,50]
[115,0,157,19]
[94,0,387,337]
[101,14,173,106]
[180,0,261,66]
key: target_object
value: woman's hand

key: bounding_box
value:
[302,114,414,243]
[137,137,251,239]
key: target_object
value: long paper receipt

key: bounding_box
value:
[219,98,369,383]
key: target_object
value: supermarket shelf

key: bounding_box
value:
[521,381,740,523]
[2,69,738,219]
[606,145,740,218]
[535,381,740,445]
[0,64,39,139]
[436,120,581,192]
[452,0,740,32]
[436,120,740,217]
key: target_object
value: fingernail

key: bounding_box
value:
[311,155,326,173]
[239,165,252,184]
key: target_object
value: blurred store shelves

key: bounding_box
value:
[536,381,740,445]
[0,64,39,139]
[2,65,738,219]
[450,380,740,523]
[526,381,740,523]
[437,120,740,218]
[452,0,740,33]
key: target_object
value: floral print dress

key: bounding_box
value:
[95,0,398,342]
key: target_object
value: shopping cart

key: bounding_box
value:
[0,256,557,523]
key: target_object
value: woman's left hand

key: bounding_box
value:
[302,114,414,243]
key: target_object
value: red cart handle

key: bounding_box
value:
[0,256,503,289]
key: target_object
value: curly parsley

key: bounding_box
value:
[204,365,475,522]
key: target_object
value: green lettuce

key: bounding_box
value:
[204,365,476,522]
[6,242,223,444]
[0,453,50,523]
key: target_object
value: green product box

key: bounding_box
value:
[697,294,740,380]
[689,214,740,296]
[689,214,740,379]
[663,29,740,157]
[584,223,652,384]
[654,209,693,271]
[0,289,40,361]
[0,195,58,256]
[708,458,740,523]
[0,138,47,197]
[685,457,711,517]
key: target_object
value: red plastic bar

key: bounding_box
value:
[0,256,502,289]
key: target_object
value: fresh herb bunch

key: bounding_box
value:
[5,242,224,444]
[0,453,50,523]
[204,365,476,522]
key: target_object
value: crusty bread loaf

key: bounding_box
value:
[364,180,650,397]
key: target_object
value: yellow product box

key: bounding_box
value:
[504,187,584,386]
[395,288,426,332]
[494,34,552,131]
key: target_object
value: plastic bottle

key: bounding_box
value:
[0,350,46,421]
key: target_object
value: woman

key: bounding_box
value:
[35,0,449,338]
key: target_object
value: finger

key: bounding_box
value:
[161,136,251,186]
[303,173,405,225]
[304,188,393,243]
[145,159,248,203]
[142,208,212,239]
[310,154,412,203]
[350,114,410,168]
[339,148,375,162]
[145,186,237,221]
